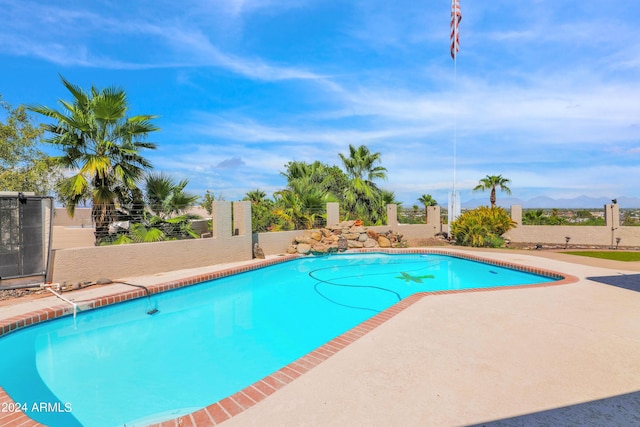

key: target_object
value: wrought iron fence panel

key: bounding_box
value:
[91,203,204,244]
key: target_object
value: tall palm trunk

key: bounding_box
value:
[490,188,496,208]
[92,203,116,243]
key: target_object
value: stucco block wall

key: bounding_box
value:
[506,204,640,246]
[51,226,96,249]
[53,206,209,227]
[369,224,438,240]
[255,230,301,255]
[53,208,93,227]
[50,236,250,283]
[46,201,640,284]
[507,225,640,247]
[50,201,252,283]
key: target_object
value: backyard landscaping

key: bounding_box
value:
[561,251,640,262]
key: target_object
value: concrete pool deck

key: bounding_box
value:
[1,248,640,426]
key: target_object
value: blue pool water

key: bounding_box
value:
[0,253,555,426]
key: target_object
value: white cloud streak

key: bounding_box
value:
[0,0,325,81]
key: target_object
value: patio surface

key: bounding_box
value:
[1,248,640,426]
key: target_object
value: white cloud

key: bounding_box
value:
[0,0,326,80]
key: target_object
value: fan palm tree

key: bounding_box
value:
[243,189,277,232]
[281,160,347,199]
[473,175,512,208]
[523,209,545,225]
[244,189,267,204]
[144,172,198,220]
[28,76,158,243]
[418,194,437,223]
[273,178,337,230]
[339,144,387,223]
[112,173,199,244]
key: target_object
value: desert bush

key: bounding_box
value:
[450,206,516,247]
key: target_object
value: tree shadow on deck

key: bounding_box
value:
[469,390,640,426]
[586,274,640,293]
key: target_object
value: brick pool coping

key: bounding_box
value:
[0,249,578,427]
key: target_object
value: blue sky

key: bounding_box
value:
[1,0,639,207]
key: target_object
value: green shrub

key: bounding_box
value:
[450,206,516,247]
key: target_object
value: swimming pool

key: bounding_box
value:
[0,252,558,426]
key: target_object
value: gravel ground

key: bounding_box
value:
[0,287,49,302]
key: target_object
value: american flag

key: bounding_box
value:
[450,0,462,59]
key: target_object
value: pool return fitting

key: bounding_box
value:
[41,283,78,322]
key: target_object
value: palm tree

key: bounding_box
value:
[273,179,337,230]
[473,175,512,208]
[144,172,198,220]
[281,160,347,200]
[114,173,199,244]
[339,144,387,223]
[243,189,277,232]
[244,189,267,204]
[523,209,545,225]
[418,194,437,223]
[28,76,158,243]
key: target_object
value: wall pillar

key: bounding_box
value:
[511,205,522,226]
[232,201,252,236]
[387,204,398,226]
[327,202,340,226]
[427,205,441,234]
[605,203,620,229]
[212,201,232,238]
[233,201,253,258]
[605,202,620,247]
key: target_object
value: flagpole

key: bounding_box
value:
[453,41,457,210]
[449,0,461,225]
[453,1,458,196]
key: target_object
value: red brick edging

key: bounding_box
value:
[0,250,578,426]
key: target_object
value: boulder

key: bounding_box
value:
[297,243,312,254]
[378,236,391,248]
[312,244,328,253]
[364,238,377,248]
[342,233,360,240]
[253,243,265,259]
[289,221,393,254]
[338,236,348,251]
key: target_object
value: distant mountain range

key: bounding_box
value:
[461,195,640,209]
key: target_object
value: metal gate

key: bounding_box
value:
[0,194,52,282]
